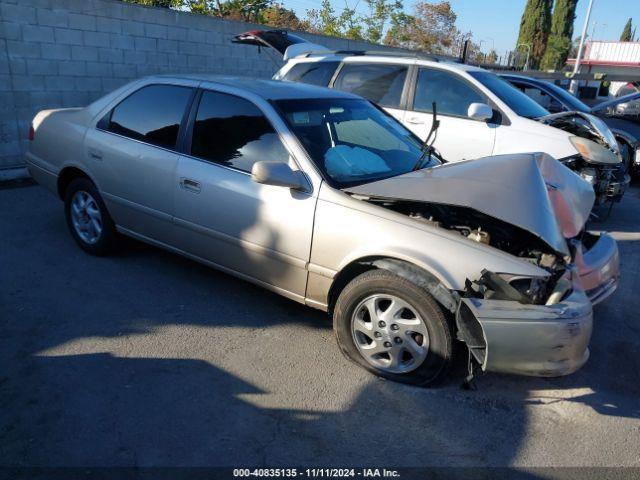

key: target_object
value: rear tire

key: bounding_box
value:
[64,177,117,256]
[333,269,453,386]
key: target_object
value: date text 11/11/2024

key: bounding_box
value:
[233,468,401,477]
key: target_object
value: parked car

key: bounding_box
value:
[502,73,640,177]
[613,82,640,118]
[233,30,627,206]
[26,75,620,386]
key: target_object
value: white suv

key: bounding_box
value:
[233,30,626,204]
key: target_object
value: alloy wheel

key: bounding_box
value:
[70,190,103,245]
[351,294,430,374]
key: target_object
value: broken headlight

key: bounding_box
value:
[570,136,621,165]
[578,167,597,185]
[466,270,550,305]
[506,275,549,304]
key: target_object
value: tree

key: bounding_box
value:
[383,9,415,47]
[123,0,183,8]
[515,0,552,69]
[263,3,309,30]
[362,0,403,44]
[384,1,460,55]
[306,0,342,37]
[620,18,633,41]
[339,5,364,40]
[485,49,498,64]
[540,0,578,70]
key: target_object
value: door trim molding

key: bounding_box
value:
[116,225,306,305]
[172,216,308,270]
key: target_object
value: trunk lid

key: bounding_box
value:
[232,29,329,60]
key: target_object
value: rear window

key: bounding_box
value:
[102,85,193,150]
[333,63,408,109]
[282,61,339,87]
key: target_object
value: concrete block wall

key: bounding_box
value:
[0,0,406,169]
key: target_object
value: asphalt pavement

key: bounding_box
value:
[1,182,639,470]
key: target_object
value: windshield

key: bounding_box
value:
[470,71,549,118]
[274,98,440,188]
[542,81,591,113]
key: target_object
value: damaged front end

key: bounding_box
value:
[347,153,620,377]
[540,111,630,204]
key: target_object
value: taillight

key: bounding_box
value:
[28,125,35,141]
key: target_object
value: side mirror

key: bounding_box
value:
[467,102,493,122]
[251,161,309,192]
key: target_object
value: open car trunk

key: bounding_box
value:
[232,29,329,60]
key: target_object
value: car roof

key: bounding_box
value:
[500,73,545,83]
[294,52,487,73]
[145,74,361,100]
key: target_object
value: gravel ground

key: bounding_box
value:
[1,183,639,470]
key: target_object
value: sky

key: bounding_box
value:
[287,0,640,58]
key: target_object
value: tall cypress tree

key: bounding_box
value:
[620,18,633,41]
[540,0,578,70]
[515,0,552,69]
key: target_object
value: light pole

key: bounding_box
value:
[571,0,595,94]
[517,43,531,70]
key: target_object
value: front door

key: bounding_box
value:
[403,67,497,162]
[172,89,316,299]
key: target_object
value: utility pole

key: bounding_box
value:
[571,0,595,94]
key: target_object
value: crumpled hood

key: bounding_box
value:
[346,153,595,256]
[538,111,619,153]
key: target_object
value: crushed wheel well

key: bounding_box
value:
[57,167,89,199]
[328,257,458,315]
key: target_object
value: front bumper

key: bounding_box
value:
[460,289,593,377]
[574,232,620,305]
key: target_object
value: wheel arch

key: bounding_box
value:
[57,166,92,199]
[327,256,459,315]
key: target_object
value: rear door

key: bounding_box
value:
[404,67,496,162]
[331,62,410,124]
[84,82,196,242]
[172,88,317,299]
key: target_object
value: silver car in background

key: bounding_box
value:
[26,75,620,385]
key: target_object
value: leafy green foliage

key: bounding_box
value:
[383,1,462,55]
[620,18,633,41]
[540,0,577,71]
[515,0,552,69]
[123,0,183,8]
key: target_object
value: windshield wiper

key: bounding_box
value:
[412,102,440,171]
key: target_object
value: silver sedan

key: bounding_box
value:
[25,75,619,386]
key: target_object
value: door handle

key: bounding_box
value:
[88,148,103,160]
[179,177,201,193]
[406,117,424,125]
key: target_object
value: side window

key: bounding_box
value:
[414,68,485,117]
[518,84,553,109]
[190,91,289,173]
[104,84,193,149]
[333,63,408,108]
[283,61,340,86]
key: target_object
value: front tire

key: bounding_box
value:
[64,177,117,256]
[333,269,453,386]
